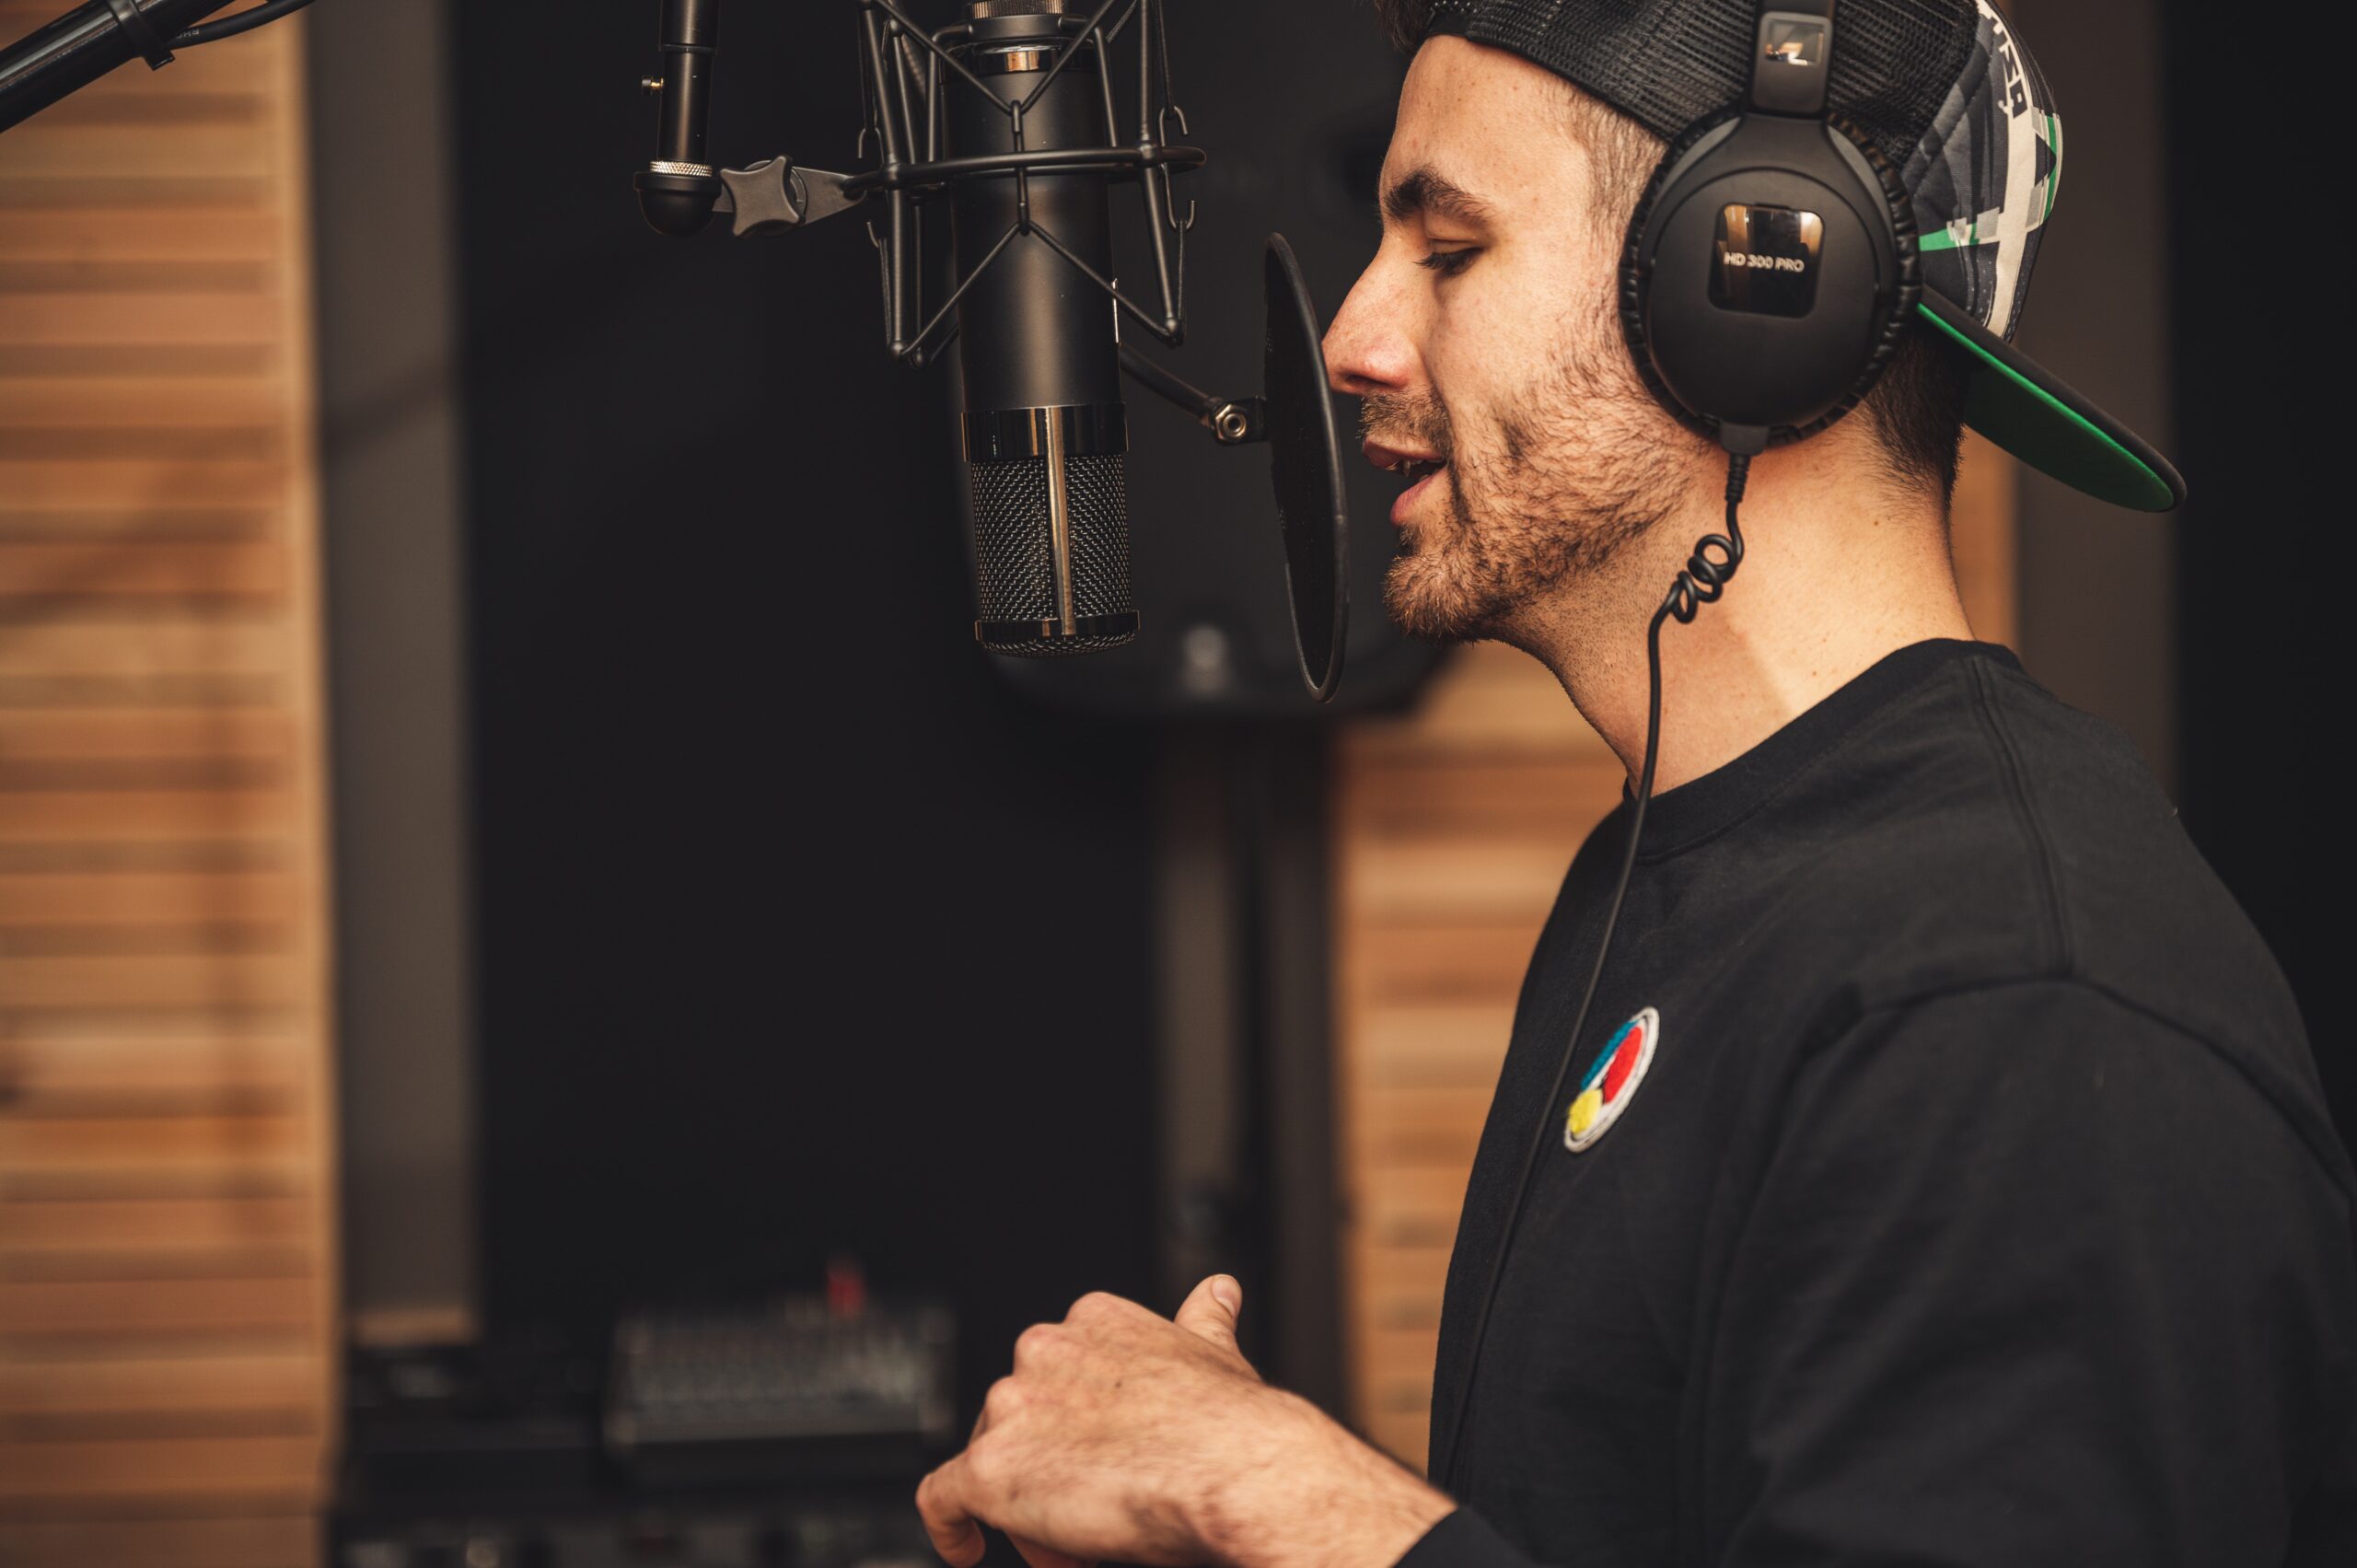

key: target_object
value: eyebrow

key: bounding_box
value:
[1381,166,1499,228]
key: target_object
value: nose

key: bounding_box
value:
[1323,253,1418,399]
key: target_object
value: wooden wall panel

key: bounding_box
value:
[0,6,334,1561]
[1332,439,2017,1468]
[0,1513,315,1568]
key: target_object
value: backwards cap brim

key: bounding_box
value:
[1917,286,2183,513]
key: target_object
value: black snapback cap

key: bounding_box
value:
[1391,0,2184,511]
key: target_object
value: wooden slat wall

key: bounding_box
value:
[1333,439,2017,1467]
[0,10,332,1565]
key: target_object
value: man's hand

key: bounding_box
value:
[915,1276,1453,1568]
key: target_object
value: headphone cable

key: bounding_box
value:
[1438,448,1751,1492]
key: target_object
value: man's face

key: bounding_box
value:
[1323,37,1695,645]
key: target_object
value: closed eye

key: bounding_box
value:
[1419,247,1479,276]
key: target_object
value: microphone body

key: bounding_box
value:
[948,4,1137,655]
[635,0,722,237]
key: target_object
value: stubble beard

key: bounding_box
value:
[1367,325,1688,647]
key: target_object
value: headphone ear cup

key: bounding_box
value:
[1620,110,1921,447]
[1810,110,1920,440]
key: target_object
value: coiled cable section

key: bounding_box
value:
[1660,450,1750,626]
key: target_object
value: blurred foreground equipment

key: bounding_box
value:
[607,1292,956,1486]
[333,1286,955,1566]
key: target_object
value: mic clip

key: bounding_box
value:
[714,157,863,238]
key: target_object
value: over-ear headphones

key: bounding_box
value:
[1620,0,1918,456]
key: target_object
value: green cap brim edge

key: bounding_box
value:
[1915,289,2185,513]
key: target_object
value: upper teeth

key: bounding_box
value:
[1396,458,1440,481]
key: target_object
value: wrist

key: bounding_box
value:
[1190,1390,1454,1568]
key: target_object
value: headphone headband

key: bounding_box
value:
[1748,2,1834,117]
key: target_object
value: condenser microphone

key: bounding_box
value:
[946,0,1136,656]
[629,0,1353,697]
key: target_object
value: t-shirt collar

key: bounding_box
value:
[1624,638,2024,862]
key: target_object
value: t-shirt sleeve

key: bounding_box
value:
[1696,980,2356,1567]
[1390,1508,1532,1568]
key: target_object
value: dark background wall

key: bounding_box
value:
[447,0,1161,1405]
[2161,0,2341,1138]
[2012,0,2176,783]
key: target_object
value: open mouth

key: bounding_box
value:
[1381,453,1448,527]
[1362,439,1449,527]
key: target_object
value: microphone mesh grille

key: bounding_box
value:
[968,452,1135,655]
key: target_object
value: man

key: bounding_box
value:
[916,2,2357,1563]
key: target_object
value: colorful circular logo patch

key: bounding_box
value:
[1563,1006,1659,1154]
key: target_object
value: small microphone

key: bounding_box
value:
[634,0,723,238]
[946,0,1137,656]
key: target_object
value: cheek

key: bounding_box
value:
[1425,251,1593,415]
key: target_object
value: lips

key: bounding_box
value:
[1362,436,1446,477]
[1363,437,1449,528]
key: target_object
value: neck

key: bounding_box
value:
[1511,430,1974,792]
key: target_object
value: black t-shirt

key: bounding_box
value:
[1396,640,2356,1568]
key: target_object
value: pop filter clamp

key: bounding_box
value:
[633,0,1350,701]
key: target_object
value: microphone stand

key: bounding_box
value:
[0,0,319,134]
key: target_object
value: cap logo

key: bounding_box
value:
[1563,1006,1659,1154]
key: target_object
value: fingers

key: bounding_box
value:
[1173,1273,1244,1355]
[915,1457,988,1568]
[1010,1536,1095,1568]
[921,1458,1094,1568]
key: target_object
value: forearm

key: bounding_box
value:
[1192,1391,1457,1568]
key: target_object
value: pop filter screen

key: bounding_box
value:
[1262,234,1350,702]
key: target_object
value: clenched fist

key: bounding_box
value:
[915,1276,1452,1568]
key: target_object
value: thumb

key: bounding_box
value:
[1174,1273,1245,1354]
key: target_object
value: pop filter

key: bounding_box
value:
[1262,234,1349,703]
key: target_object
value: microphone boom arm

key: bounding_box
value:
[0,0,319,134]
